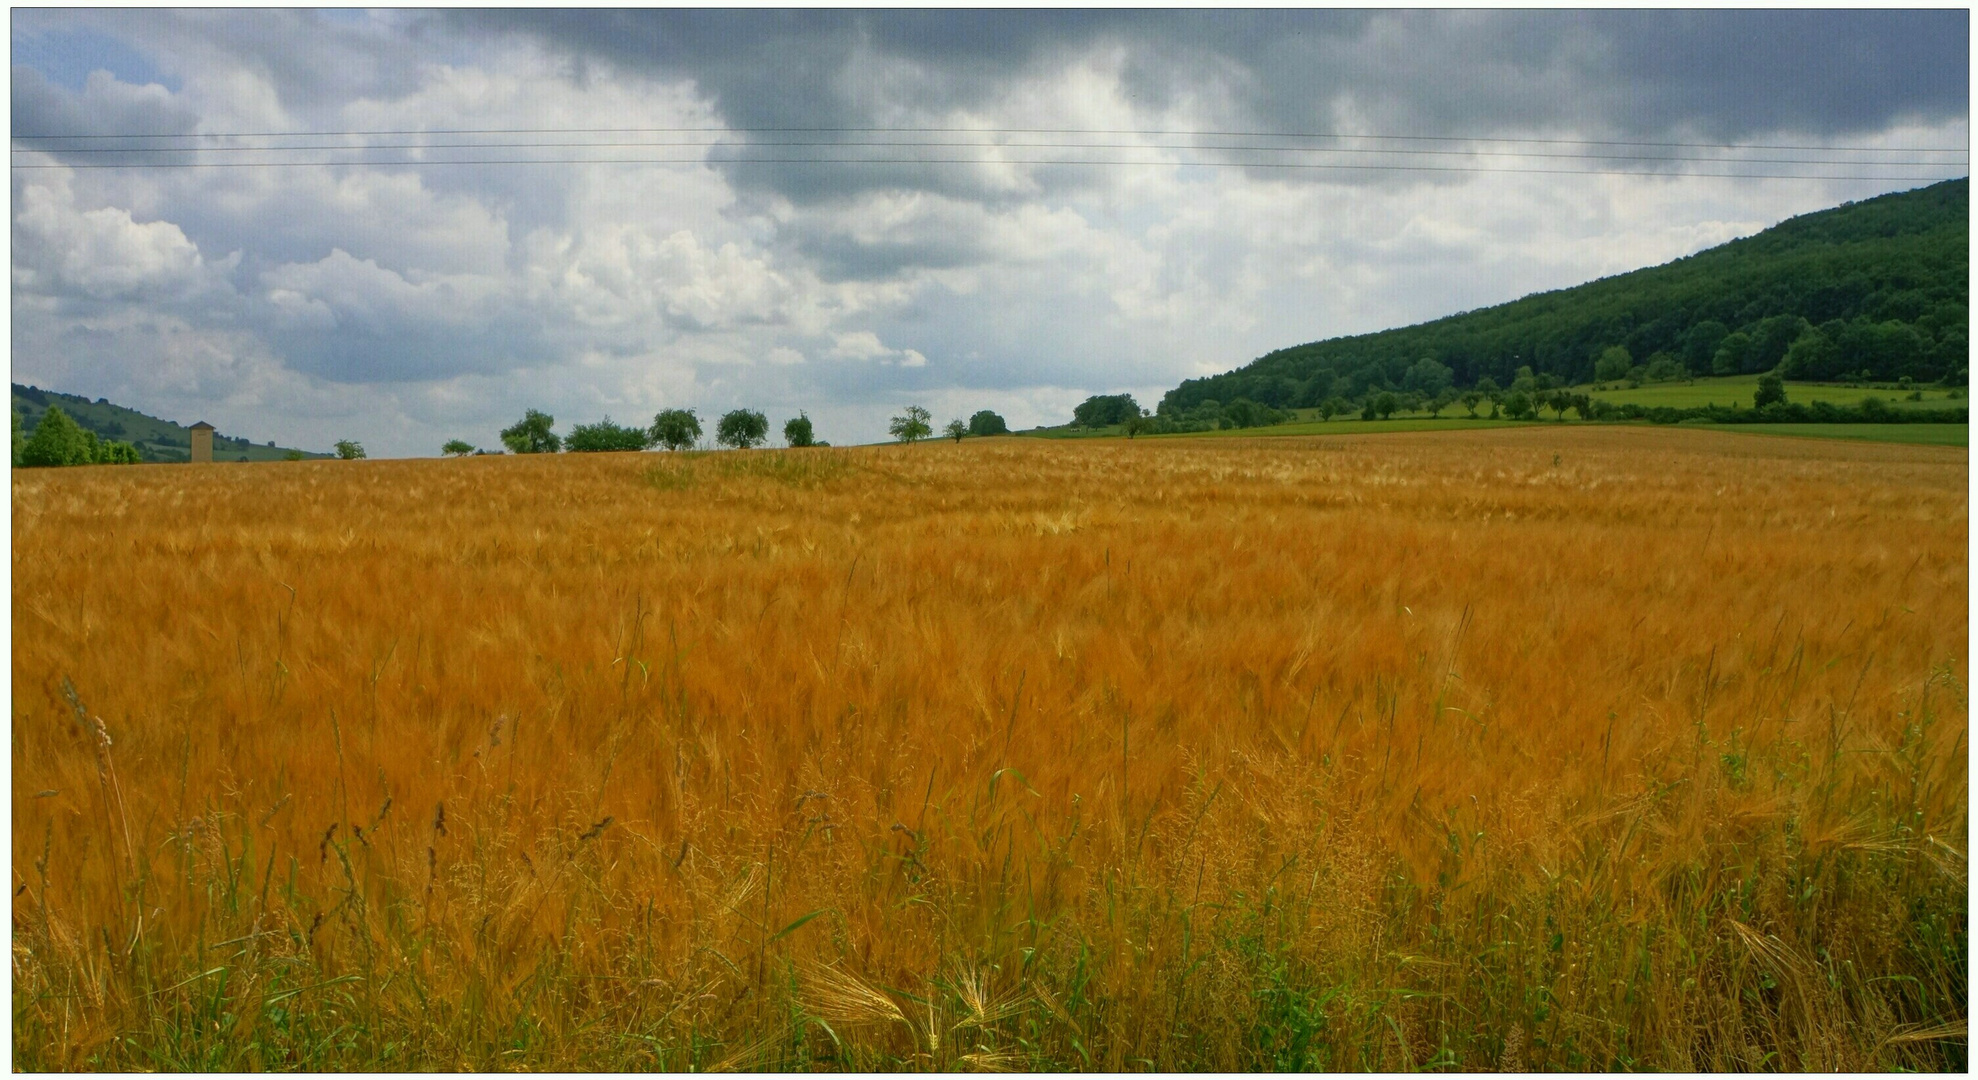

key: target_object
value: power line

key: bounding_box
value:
[9,125,1968,154]
[10,156,1963,182]
[13,139,1965,168]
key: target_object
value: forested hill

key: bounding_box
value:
[11,384,329,462]
[1161,178,1968,413]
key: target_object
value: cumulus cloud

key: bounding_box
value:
[12,170,234,303]
[7,10,1969,455]
[828,331,927,368]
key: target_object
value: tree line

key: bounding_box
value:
[1064,363,1966,437]
[456,408,813,456]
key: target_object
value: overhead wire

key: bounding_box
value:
[13,139,1964,168]
[12,158,1960,182]
[11,125,1965,181]
[8,124,1970,153]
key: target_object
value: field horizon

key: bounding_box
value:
[13,427,1967,1071]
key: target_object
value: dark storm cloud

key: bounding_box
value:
[460,9,1968,194]
[12,65,199,140]
[1593,10,1969,137]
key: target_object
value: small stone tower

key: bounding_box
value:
[189,421,214,463]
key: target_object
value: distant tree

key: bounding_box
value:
[1683,320,1730,370]
[889,405,933,444]
[1475,376,1501,400]
[1753,373,1787,409]
[1593,346,1634,383]
[1642,353,1688,383]
[334,439,366,460]
[20,406,93,467]
[650,408,702,452]
[1072,394,1143,428]
[1778,329,1843,381]
[944,418,968,442]
[1501,391,1535,420]
[715,409,769,450]
[1427,388,1459,418]
[1318,397,1346,421]
[1570,393,1596,420]
[1713,332,1752,376]
[284,449,306,461]
[1749,315,1811,373]
[1222,398,1284,429]
[1459,390,1484,417]
[1510,366,1539,396]
[501,409,561,454]
[1372,392,1400,420]
[967,410,1009,436]
[567,417,650,452]
[1122,413,1153,438]
[1544,390,1572,420]
[784,412,816,447]
[1402,357,1454,397]
[442,439,475,457]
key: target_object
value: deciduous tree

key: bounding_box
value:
[890,405,932,443]
[501,409,561,454]
[650,409,702,452]
[716,409,770,449]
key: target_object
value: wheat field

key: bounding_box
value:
[12,426,1967,1070]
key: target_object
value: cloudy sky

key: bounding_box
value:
[11,9,1969,455]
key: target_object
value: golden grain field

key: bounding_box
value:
[12,427,1968,1070]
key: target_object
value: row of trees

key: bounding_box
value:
[460,408,824,456]
[887,407,1009,442]
[467,405,1017,455]
[1070,358,1963,435]
[1065,393,1293,435]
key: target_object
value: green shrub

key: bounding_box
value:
[566,418,650,452]
[967,410,1009,436]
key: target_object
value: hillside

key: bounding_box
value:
[1162,178,1969,413]
[11,384,331,462]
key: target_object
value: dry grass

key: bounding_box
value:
[12,426,1967,1070]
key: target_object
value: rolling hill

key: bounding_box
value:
[1162,178,1968,413]
[11,384,332,462]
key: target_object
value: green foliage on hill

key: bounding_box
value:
[11,384,330,462]
[16,405,142,466]
[1162,178,1969,414]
